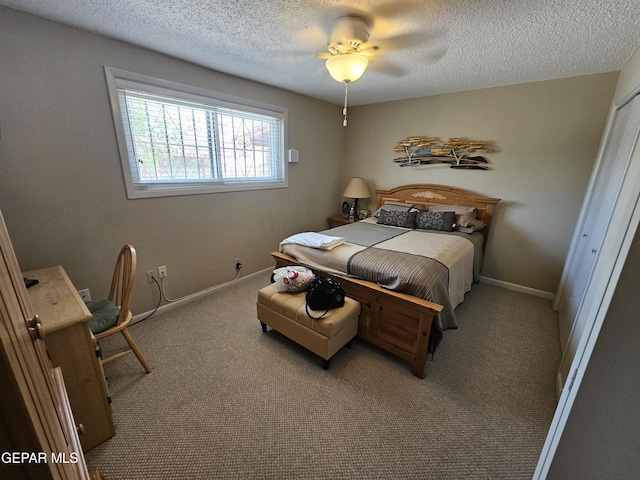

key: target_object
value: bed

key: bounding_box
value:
[272,184,501,377]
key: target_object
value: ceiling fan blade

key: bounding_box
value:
[368,58,406,77]
[356,42,380,56]
[374,0,426,19]
[316,52,332,59]
[372,32,431,54]
[423,46,448,63]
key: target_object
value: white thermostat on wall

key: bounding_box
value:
[288,149,299,163]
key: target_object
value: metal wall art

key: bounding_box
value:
[393,136,495,169]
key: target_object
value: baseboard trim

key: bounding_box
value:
[134,271,554,322]
[132,267,272,324]
[480,276,555,301]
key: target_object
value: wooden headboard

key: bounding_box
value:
[375,184,501,252]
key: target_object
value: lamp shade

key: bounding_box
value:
[343,177,370,199]
[326,54,368,83]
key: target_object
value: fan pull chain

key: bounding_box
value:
[342,81,350,127]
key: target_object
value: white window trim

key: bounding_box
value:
[104,66,288,199]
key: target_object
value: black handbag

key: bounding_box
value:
[305,276,345,319]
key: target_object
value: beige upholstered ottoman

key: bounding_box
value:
[257,283,360,369]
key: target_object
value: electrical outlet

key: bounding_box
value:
[158,265,167,278]
[147,270,157,283]
[77,288,91,303]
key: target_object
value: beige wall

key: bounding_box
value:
[0,7,346,313]
[345,73,618,293]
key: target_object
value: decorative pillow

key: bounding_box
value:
[415,211,456,232]
[455,214,476,227]
[373,202,421,218]
[376,209,417,228]
[428,204,478,218]
[456,218,487,233]
[427,205,482,232]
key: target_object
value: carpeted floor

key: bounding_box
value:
[86,272,560,479]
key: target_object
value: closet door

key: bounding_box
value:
[556,93,640,381]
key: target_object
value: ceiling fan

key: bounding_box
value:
[313,12,440,125]
[315,15,378,125]
[317,15,376,81]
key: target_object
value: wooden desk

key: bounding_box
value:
[24,265,114,452]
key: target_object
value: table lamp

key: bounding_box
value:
[343,177,370,218]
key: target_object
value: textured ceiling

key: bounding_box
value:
[2,0,639,106]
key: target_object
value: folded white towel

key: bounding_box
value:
[279,232,345,251]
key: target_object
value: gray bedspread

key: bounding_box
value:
[280,219,483,334]
[347,247,455,329]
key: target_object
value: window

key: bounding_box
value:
[104,67,287,198]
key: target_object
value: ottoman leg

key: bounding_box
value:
[260,321,267,332]
[323,358,330,370]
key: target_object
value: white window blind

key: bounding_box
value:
[105,67,287,198]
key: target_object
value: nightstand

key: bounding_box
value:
[327,215,356,228]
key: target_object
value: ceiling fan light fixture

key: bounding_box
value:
[326,54,368,83]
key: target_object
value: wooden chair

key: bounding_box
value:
[87,245,152,373]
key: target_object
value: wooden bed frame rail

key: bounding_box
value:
[272,251,442,378]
